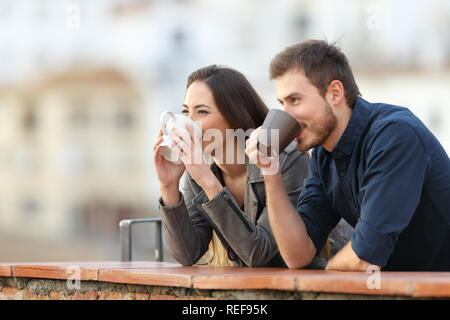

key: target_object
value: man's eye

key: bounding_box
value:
[292,97,300,103]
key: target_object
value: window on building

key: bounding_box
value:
[21,198,41,216]
[70,108,90,129]
[13,147,38,173]
[114,108,134,130]
[69,98,90,130]
[23,107,38,133]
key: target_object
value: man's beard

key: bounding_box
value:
[296,102,338,152]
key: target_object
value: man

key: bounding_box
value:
[245,40,450,271]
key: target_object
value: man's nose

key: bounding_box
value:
[283,106,294,118]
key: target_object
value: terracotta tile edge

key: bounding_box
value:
[0,265,13,277]
[295,277,418,297]
[12,265,98,281]
[4,264,449,298]
[97,268,193,288]
[192,274,296,291]
[411,281,450,298]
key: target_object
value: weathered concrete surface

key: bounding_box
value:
[0,276,438,300]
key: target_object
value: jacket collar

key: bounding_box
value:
[322,97,372,159]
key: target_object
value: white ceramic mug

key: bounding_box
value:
[159,111,201,162]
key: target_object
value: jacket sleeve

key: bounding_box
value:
[201,151,310,267]
[159,174,213,266]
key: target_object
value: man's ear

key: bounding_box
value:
[326,80,345,107]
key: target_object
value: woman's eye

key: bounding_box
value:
[198,110,209,114]
[181,109,189,114]
[292,97,300,103]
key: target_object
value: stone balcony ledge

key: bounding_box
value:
[1,261,449,300]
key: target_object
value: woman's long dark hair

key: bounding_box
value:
[186,65,268,130]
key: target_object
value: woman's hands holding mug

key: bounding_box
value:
[154,129,186,188]
[154,120,222,204]
[154,129,186,206]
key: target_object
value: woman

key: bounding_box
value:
[154,65,309,267]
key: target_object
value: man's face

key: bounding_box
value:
[275,69,337,152]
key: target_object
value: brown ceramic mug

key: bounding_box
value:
[257,109,300,158]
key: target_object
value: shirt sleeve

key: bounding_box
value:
[296,149,341,255]
[351,121,430,267]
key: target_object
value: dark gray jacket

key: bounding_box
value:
[159,143,354,268]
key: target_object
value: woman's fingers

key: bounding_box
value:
[185,122,202,144]
[153,136,164,151]
[154,145,164,165]
[170,130,190,151]
[172,127,193,144]
[170,126,205,165]
[170,130,191,163]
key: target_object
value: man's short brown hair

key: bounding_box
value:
[269,40,361,108]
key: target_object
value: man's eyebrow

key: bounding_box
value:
[182,104,211,109]
[278,92,303,101]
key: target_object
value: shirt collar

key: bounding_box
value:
[322,97,372,159]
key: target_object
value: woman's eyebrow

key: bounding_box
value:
[182,104,211,109]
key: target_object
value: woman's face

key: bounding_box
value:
[182,81,232,157]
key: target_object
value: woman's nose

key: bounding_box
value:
[188,114,199,122]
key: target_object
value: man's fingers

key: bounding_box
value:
[245,127,261,155]
[250,126,261,140]
[247,148,260,165]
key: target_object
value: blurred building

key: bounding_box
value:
[0,67,149,241]
[0,0,448,261]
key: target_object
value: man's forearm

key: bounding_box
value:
[325,241,376,271]
[264,171,316,269]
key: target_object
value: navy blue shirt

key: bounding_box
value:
[297,97,450,271]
